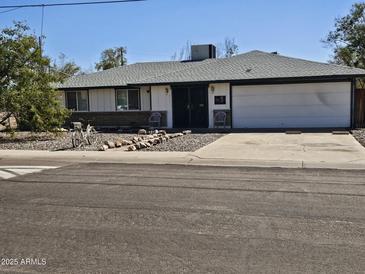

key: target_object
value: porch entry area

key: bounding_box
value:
[172,85,209,128]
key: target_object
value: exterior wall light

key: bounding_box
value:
[165,87,169,94]
[210,85,215,93]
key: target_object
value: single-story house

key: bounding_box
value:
[57,44,365,129]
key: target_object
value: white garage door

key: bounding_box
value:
[232,82,351,128]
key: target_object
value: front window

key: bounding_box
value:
[66,90,89,111]
[116,89,140,110]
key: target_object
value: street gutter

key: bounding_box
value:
[2,149,365,170]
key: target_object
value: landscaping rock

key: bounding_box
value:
[132,136,139,143]
[121,139,131,146]
[105,140,115,149]
[120,139,129,146]
[128,145,137,151]
[115,141,122,148]
[159,130,167,135]
[182,130,192,135]
[140,142,148,148]
[143,134,225,152]
[99,144,108,151]
[138,129,147,135]
[55,127,68,132]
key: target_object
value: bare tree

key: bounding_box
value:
[224,37,239,57]
[171,41,191,61]
[171,52,177,61]
[215,43,224,58]
[52,53,81,80]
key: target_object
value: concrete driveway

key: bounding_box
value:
[194,133,365,169]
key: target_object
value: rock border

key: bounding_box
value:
[99,130,191,151]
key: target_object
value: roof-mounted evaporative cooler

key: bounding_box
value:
[191,44,216,61]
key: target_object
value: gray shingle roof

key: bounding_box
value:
[57,50,365,89]
[55,61,198,88]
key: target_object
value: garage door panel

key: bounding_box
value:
[236,83,349,94]
[234,105,344,117]
[233,91,349,106]
[232,82,351,128]
[234,101,346,109]
[233,117,349,128]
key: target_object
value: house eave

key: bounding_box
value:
[56,74,365,90]
[132,75,363,87]
[57,85,130,91]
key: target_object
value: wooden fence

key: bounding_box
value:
[355,89,365,128]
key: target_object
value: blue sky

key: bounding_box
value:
[0,0,359,71]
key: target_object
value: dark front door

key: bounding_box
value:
[172,86,208,128]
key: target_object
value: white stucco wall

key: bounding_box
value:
[89,88,116,112]
[60,87,150,112]
[151,85,172,127]
[208,83,230,128]
[140,86,151,111]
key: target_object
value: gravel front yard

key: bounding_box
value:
[0,132,134,151]
[352,129,365,147]
[0,131,225,152]
[143,133,224,152]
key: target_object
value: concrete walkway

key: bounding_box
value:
[1,133,365,169]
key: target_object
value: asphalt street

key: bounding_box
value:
[0,163,364,273]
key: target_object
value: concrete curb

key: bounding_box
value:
[2,149,365,170]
